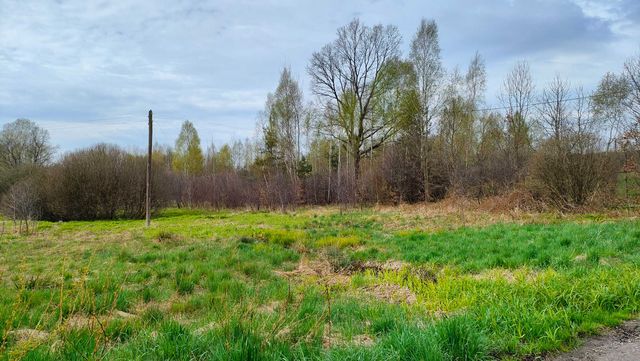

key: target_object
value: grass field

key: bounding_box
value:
[0,206,639,360]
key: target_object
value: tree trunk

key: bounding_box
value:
[353,150,361,203]
[421,135,430,202]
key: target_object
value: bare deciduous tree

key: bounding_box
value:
[624,54,640,123]
[592,72,630,151]
[0,118,55,168]
[500,61,535,120]
[465,52,487,109]
[308,18,402,195]
[410,18,444,201]
[620,54,640,189]
[438,68,474,188]
[262,67,305,178]
[499,61,534,171]
[538,76,571,145]
[1,179,40,233]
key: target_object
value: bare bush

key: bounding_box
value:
[1,179,41,233]
[189,172,261,209]
[44,144,169,220]
[529,138,618,209]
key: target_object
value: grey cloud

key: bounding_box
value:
[435,0,613,60]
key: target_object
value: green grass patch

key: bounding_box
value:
[316,235,362,248]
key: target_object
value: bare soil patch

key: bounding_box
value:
[546,320,640,361]
[7,329,49,343]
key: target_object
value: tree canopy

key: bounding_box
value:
[0,118,55,168]
[173,120,204,176]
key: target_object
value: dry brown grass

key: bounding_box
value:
[275,257,352,287]
[370,194,638,232]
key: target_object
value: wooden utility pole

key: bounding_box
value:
[145,110,153,227]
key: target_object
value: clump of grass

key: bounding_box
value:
[58,328,101,360]
[377,325,446,361]
[142,307,164,324]
[316,235,362,249]
[324,246,358,271]
[10,274,57,291]
[239,236,258,244]
[326,316,488,361]
[370,316,399,335]
[154,230,181,244]
[171,296,207,314]
[154,321,200,360]
[141,286,156,303]
[175,267,197,295]
[216,320,264,360]
[587,250,601,264]
[253,229,305,247]
[106,319,137,342]
[205,270,250,303]
[435,316,487,360]
[117,249,136,263]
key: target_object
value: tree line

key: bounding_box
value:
[2,18,640,223]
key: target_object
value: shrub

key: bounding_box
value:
[43,144,170,220]
[529,140,618,209]
[0,178,42,232]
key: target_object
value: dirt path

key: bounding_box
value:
[546,320,640,361]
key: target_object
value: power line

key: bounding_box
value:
[473,90,628,113]
[40,115,254,133]
[39,114,139,131]
[152,117,254,131]
[39,114,135,124]
[474,96,587,113]
[43,122,142,131]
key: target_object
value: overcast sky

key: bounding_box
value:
[1,0,639,154]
